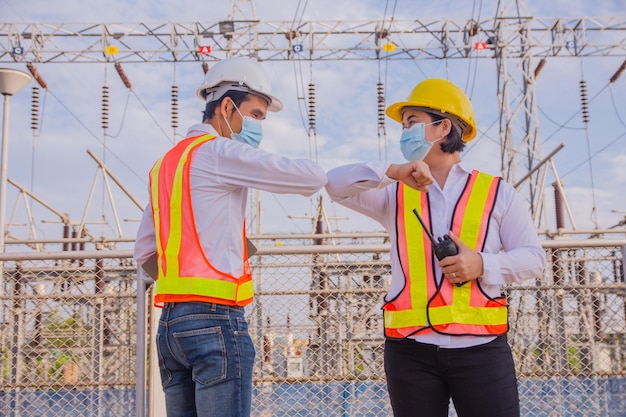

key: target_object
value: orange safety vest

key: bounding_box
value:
[149,134,254,307]
[383,170,508,338]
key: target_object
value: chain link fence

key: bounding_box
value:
[0,237,625,416]
[0,251,137,417]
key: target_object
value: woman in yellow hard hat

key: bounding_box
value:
[325,78,546,417]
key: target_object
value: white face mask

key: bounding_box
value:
[399,121,443,161]
[223,101,263,148]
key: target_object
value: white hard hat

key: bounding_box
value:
[196,57,283,112]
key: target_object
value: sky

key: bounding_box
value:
[0,0,625,251]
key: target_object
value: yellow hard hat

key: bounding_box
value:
[386,78,477,142]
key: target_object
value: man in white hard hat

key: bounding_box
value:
[134,56,327,417]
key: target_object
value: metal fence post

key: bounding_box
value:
[622,245,626,282]
[136,268,154,417]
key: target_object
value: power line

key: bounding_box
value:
[1,13,624,236]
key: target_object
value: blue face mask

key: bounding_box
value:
[399,121,442,161]
[231,115,263,148]
[224,101,263,148]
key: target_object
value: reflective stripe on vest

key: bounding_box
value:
[384,170,508,338]
[150,134,254,307]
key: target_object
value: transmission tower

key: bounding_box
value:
[2,13,624,225]
[223,0,259,58]
[494,0,545,220]
[0,2,624,230]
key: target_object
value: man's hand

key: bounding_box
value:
[386,161,434,192]
[141,254,159,280]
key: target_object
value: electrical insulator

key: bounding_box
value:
[308,83,316,131]
[375,28,389,45]
[579,80,589,124]
[553,182,565,230]
[534,58,546,79]
[31,85,39,131]
[377,82,385,128]
[610,59,625,84]
[26,62,48,89]
[202,62,209,74]
[468,22,479,37]
[171,84,179,129]
[114,62,132,89]
[102,85,109,130]
[284,30,300,40]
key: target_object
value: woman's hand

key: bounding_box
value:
[386,161,434,192]
[439,231,484,285]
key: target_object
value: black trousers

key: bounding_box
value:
[384,335,520,417]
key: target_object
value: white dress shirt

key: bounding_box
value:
[134,123,327,276]
[325,161,546,348]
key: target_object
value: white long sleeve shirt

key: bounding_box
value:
[325,161,547,348]
[134,123,327,276]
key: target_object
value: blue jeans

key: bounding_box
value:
[156,302,255,417]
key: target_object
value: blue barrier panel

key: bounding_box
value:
[519,377,626,417]
[1,377,624,416]
[0,388,135,417]
[251,378,626,417]
[253,381,392,416]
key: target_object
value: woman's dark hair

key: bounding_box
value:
[427,112,466,154]
[202,90,249,122]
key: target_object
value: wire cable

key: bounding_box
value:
[291,0,308,28]
[578,62,599,228]
[540,67,626,210]
[538,105,585,131]
[131,91,175,145]
[608,84,626,128]
[383,1,426,79]
[46,89,147,184]
[465,0,482,99]
[561,131,626,180]
[105,91,131,139]
[292,59,309,133]
[375,0,398,161]
[463,114,501,158]
[289,0,314,158]
[542,83,609,144]
[270,193,307,234]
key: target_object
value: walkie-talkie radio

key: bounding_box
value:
[412,208,465,286]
